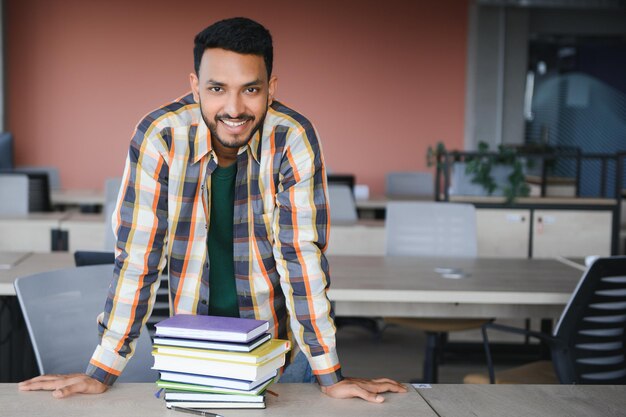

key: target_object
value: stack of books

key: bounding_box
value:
[152,314,290,410]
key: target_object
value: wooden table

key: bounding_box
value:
[416,384,626,417]
[59,212,106,252]
[0,383,432,417]
[0,213,69,252]
[51,189,105,206]
[327,255,583,319]
[0,252,75,296]
[3,383,625,417]
[326,220,385,256]
[355,195,434,219]
[0,253,584,319]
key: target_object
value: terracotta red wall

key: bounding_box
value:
[6,0,468,194]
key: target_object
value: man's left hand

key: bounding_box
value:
[320,377,407,403]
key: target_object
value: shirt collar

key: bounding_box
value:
[192,112,210,164]
[192,109,265,165]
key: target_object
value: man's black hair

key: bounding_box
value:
[194,17,273,78]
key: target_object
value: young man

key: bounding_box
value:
[19,17,406,402]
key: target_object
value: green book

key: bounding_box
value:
[156,377,274,396]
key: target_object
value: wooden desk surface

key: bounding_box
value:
[0,213,70,252]
[0,253,584,319]
[355,195,434,210]
[0,212,69,223]
[327,256,583,319]
[51,189,105,206]
[1,383,431,417]
[417,384,626,417]
[0,252,75,296]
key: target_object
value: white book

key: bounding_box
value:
[158,370,277,391]
[156,377,274,396]
[167,401,266,410]
[152,351,286,381]
[164,392,264,402]
[153,333,271,352]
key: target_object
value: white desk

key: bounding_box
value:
[0,253,584,319]
[327,256,582,319]
[59,212,106,252]
[0,252,75,295]
[416,384,626,417]
[0,383,431,417]
[355,195,434,213]
[0,213,69,252]
[51,189,105,206]
[327,220,385,255]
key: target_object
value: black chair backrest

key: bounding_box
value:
[25,172,52,212]
[74,251,115,267]
[327,174,355,192]
[553,256,626,384]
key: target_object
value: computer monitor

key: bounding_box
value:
[0,132,14,170]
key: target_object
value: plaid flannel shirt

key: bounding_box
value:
[86,93,342,386]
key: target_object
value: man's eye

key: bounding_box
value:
[245,87,259,94]
[209,87,223,93]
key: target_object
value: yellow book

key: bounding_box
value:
[153,339,290,364]
[152,350,286,381]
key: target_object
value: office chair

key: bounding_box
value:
[384,201,490,383]
[104,177,122,251]
[74,251,115,266]
[328,184,358,225]
[385,171,434,199]
[327,174,355,192]
[14,264,158,382]
[0,174,29,215]
[465,256,626,385]
[15,166,61,191]
[73,250,170,337]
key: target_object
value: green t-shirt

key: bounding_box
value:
[207,162,239,317]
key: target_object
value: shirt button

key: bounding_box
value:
[201,300,207,305]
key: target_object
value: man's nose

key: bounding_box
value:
[223,93,245,118]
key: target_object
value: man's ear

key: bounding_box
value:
[268,75,278,105]
[190,73,200,102]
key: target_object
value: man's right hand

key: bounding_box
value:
[18,373,108,398]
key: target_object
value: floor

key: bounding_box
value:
[335,321,533,384]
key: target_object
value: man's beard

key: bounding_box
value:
[200,99,267,149]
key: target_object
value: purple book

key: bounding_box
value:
[155,314,270,343]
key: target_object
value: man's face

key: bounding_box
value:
[190,48,277,150]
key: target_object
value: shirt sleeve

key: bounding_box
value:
[272,124,343,386]
[86,126,169,385]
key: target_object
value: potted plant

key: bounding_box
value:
[427,141,530,204]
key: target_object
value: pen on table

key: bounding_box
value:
[169,405,224,417]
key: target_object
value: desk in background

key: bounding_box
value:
[0,252,584,318]
[327,220,385,255]
[327,255,582,320]
[0,252,75,296]
[50,189,105,211]
[0,213,69,252]
[355,195,434,219]
[59,212,106,252]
